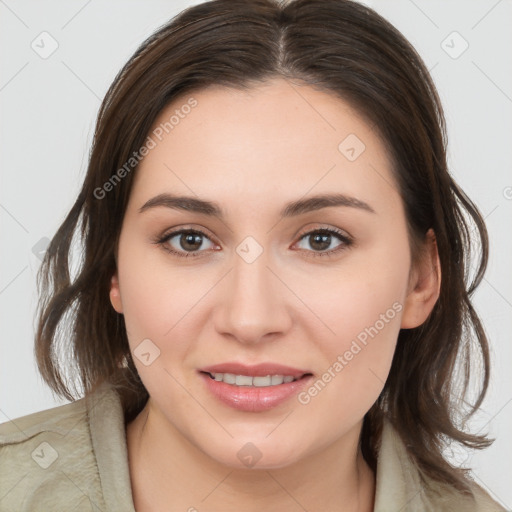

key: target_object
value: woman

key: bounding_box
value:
[0,0,506,510]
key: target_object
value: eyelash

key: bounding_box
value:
[154,226,353,259]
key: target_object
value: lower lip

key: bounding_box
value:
[199,372,313,412]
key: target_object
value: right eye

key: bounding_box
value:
[157,228,218,258]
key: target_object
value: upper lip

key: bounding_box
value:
[199,362,312,379]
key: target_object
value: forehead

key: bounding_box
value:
[132,78,399,211]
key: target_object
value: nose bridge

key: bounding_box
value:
[215,236,291,343]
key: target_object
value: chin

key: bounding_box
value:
[203,440,304,471]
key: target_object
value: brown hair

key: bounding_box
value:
[36,0,492,496]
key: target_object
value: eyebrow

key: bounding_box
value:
[139,192,376,218]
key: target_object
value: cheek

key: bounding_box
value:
[117,233,204,329]
[294,238,409,424]
[116,240,186,349]
[116,248,205,395]
[294,292,402,437]
[306,271,403,391]
[304,234,409,348]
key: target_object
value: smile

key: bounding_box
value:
[205,372,304,387]
[199,369,314,412]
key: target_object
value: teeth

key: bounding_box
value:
[271,375,284,385]
[255,376,276,386]
[223,373,236,385]
[235,375,253,386]
[209,373,300,387]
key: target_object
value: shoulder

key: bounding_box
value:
[468,481,510,512]
[0,386,117,511]
[374,417,508,512]
[419,475,508,512]
[0,394,88,442]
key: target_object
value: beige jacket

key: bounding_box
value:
[0,383,507,511]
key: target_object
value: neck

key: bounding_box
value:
[126,400,375,512]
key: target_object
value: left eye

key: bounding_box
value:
[294,228,352,256]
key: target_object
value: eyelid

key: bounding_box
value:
[155,223,353,258]
[294,224,352,242]
[154,225,219,258]
[158,224,218,244]
[292,225,353,257]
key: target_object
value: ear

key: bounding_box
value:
[401,229,441,329]
[109,273,124,314]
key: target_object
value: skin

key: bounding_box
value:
[109,77,440,511]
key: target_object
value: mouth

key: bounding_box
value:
[198,362,314,412]
[201,371,311,387]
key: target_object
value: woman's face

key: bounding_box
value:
[111,78,436,469]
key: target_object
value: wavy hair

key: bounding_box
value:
[35,0,492,495]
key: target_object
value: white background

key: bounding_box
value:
[1,0,511,508]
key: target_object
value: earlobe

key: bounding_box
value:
[400,229,441,329]
[109,273,123,314]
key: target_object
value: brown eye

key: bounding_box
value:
[295,228,353,258]
[158,229,216,258]
[178,232,204,252]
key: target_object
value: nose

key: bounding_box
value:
[213,246,292,345]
